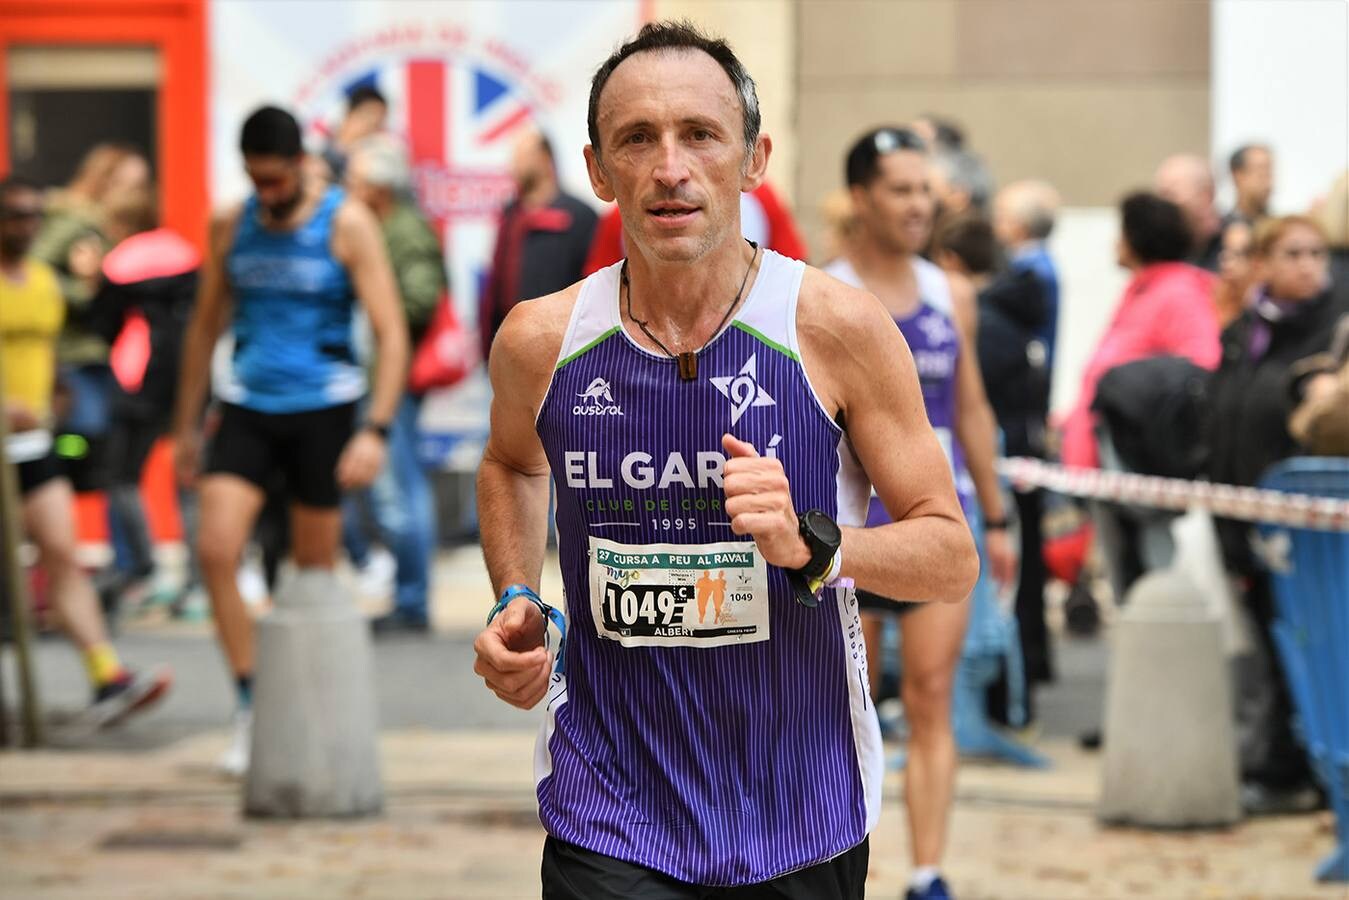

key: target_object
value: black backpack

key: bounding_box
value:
[1092,355,1210,479]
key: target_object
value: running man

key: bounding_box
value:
[1,175,171,725]
[171,107,408,775]
[826,127,1017,900]
[471,23,978,898]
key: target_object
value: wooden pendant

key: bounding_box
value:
[677,352,698,381]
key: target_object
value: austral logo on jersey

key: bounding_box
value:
[574,377,624,416]
[710,353,776,425]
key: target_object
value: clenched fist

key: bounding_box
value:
[721,433,810,570]
[473,596,552,710]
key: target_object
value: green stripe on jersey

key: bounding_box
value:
[731,321,800,361]
[556,327,620,370]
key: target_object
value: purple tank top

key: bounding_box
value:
[533,251,882,885]
[823,258,971,525]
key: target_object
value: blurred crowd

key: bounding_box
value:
[3,82,1348,817]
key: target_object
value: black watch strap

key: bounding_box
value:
[365,422,392,441]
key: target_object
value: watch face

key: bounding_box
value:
[806,510,841,545]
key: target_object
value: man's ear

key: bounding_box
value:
[740,133,772,193]
[584,145,616,203]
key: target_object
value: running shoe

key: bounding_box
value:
[88,666,172,728]
[217,708,253,778]
[906,876,953,900]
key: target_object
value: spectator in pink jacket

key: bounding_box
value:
[1062,192,1221,469]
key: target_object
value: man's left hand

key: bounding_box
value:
[721,433,810,570]
[336,428,387,490]
[985,525,1018,588]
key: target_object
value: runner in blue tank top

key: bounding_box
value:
[471,23,978,899]
[825,127,1018,900]
[171,106,408,776]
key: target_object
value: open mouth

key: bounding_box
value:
[648,202,700,219]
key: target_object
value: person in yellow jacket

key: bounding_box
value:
[0,175,170,725]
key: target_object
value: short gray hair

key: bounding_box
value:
[932,148,994,212]
[352,135,410,192]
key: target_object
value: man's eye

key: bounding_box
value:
[692,130,712,141]
[626,133,648,145]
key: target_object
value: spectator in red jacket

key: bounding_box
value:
[582,180,806,275]
[1062,192,1221,470]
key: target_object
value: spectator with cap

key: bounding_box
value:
[993,179,1063,380]
[1155,153,1223,272]
[1207,214,1346,815]
[343,135,446,634]
[1224,143,1275,230]
[479,126,597,359]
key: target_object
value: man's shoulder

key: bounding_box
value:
[797,263,894,341]
[494,282,583,362]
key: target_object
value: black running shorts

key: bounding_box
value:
[855,589,923,616]
[541,836,868,900]
[17,450,67,497]
[204,402,357,508]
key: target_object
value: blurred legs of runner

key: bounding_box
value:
[198,473,343,774]
[899,593,971,879]
[22,475,171,723]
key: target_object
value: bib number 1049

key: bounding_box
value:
[601,582,693,631]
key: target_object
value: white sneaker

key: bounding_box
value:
[217,709,252,777]
[356,546,396,598]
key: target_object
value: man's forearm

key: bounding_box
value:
[477,454,551,597]
[366,323,408,424]
[957,405,1007,523]
[839,513,977,604]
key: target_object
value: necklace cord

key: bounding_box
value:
[621,240,760,364]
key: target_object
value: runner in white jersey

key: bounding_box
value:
[826,127,1017,900]
[471,22,979,900]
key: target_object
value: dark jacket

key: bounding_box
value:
[479,192,598,359]
[976,267,1050,457]
[1207,284,1348,572]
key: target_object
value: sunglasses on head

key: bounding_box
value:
[872,128,926,155]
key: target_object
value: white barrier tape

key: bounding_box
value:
[997,457,1349,533]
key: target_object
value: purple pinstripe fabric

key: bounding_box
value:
[534,273,868,886]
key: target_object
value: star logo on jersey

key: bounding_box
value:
[710,354,776,425]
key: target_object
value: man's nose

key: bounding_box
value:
[652,135,691,189]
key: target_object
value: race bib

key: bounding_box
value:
[588,536,771,648]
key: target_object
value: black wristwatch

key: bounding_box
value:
[788,509,842,608]
[364,421,392,441]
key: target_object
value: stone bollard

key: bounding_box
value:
[1098,566,1242,828]
[244,568,383,818]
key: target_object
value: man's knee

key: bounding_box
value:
[903,667,955,727]
[198,533,243,576]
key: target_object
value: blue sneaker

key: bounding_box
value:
[905,875,952,900]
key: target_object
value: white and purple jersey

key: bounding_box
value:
[825,256,974,522]
[533,250,882,885]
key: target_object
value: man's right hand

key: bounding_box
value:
[173,429,202,486]
[473,596,552,710]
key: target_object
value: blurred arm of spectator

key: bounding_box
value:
[32,215,103,311]
[346,138,445,346]
[948,271,1017,586]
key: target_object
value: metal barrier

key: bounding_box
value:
[997,456,1348,881]
[1255,458,1349,883]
